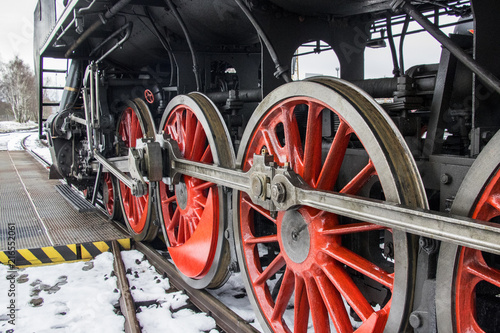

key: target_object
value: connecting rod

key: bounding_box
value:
[162,137,500,255]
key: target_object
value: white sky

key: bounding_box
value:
[0,0,40,67]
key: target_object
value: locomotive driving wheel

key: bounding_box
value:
[234,77,428,333]
[436,131,500,333]
[157,93,235,289]
[116,98,158,241]
[102,172,121,220]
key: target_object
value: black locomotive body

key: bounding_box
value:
[34,0,500,332]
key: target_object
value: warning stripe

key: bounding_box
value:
[0,239,131,267]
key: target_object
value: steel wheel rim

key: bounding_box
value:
[158,93,235,289]
[116,99,157,240]
[234,78,427,333]
[437,131,500,333]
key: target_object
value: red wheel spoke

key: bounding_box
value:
[323,247,394,288]
[271,268,295,322]
[242,195,277,223]
[302,102,323,184]
[176,112,186,151]
[185,112,197,159]
[254,253,286,286]
[467,260,500,288]
[487,195,500,211]
[262,129,282,160]
[280,107,303,170]
[187,219,196,239]
[304,275,330,333]
[200,145,213,163]
[192,181,215,192]
[177,215,186,244]
[340,160,376,195]
[316,121,352,190]
[162,194,176,205]
[322,222,385,235]
[314,272,354,333]
[320,260,374,321]
[193,195,207,209]
[189,120,207,161]
[168,208,180,230]
[293,276,310,333]
[244,234,279,245]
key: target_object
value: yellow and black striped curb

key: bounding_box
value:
[0,239,131,267]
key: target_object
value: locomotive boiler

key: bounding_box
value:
[34,0,500,332]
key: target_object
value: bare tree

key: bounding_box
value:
[0,56,37,123]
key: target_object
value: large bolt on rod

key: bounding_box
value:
[162,137,500,256]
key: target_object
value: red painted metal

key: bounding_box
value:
[144,89,154,104]
[118,106,149,233]
[455,169,500,333]
[238,97,394,332]
[103,172,115,216]
[159,105,219,279]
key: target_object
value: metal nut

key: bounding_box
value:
[271,182,286,203]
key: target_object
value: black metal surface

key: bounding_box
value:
[55,184,98,213]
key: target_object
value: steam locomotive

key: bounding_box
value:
[34,0,500,332]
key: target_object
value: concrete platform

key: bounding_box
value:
[0,151,130,266]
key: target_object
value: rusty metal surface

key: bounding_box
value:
[0,151,126,251]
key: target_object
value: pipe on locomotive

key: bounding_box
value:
[164,0,201,91]
[386,14,401,77]
[144,6,177,88]
[393,0,500,96]
[64,0,134,58]
[234,0,292,83]
[89,22,133,63]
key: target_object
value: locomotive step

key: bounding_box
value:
[55,184,97,213]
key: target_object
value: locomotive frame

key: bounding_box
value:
[34,0,500,332]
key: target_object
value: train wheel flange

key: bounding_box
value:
[116,98,158,241]
[158,92,235,289]
[234,77,428,333]
[103,172,121,220]
[437,130,500,333]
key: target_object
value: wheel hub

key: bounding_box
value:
[175,180,188,210]
[280,210,311,263]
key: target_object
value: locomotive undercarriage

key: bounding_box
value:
[35,0,500,332]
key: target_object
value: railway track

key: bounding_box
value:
[112,222,260,333]
[21,132,51,168]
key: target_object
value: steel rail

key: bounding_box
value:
[165,145,500,255]
[111,240,141,333]
[21,134,51,168]
[134,241,260,333]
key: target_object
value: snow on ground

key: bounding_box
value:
[0,121,52,164]
[0,251,244,333]
[0,121,38,133]
[207,273,261,330]
[121,250,219,333]
[0,253,124,333]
